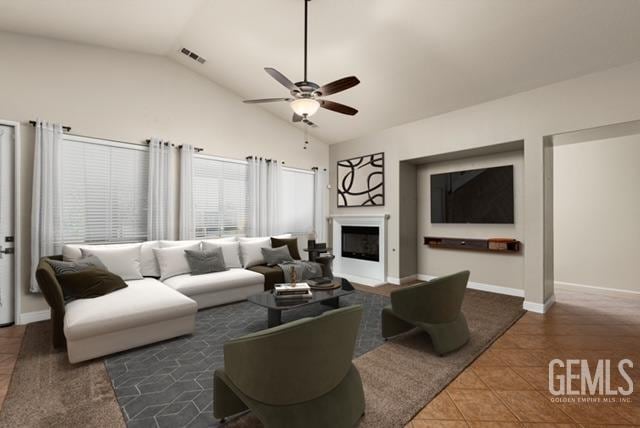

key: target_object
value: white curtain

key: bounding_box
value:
[31,121,63,292]
[179,144,195,239]
[147,138,175,240]
[247,157,281,237]
[313,168,328,242]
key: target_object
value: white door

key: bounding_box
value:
[0,124,15,326]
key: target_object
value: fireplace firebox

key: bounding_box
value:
[341,226,380,262]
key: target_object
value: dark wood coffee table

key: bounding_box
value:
[247,277,354,327]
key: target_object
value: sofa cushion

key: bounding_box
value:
[64,278,196,341]
[202,240,242,268]
[270,237,301,260]
[185,247,227,275]
[160,239,202,248]
[247,265,285,291]
[58,268,128,300]
[80,245,143,281]
[63,241,162,277]
[153,243,201,281]
[163,268,264,296]
[47,256,106,276]
[239,237,271,268]
[261,246,294,266]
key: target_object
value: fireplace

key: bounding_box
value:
[341,226,380,262]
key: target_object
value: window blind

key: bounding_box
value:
[193,156,248,238]
[280,167,314,236]
[60,137,149,244]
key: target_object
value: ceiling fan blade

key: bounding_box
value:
[320,100,358,116]
[317,76,360,96]
[243,97,291,104]
[302,118,318,128]
[292,113,303,122]
[264,67,297,91]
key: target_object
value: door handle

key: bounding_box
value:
[0,246,15,258]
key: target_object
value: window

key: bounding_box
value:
[60,136,148,244]
[279,167,314,236]
[193,155,248,238]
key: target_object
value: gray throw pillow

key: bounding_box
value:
[184,247,227,275]
[47,256,107,277]
[261,246,294,267]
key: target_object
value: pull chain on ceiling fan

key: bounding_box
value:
[243,0,360,128]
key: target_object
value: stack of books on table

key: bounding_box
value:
[274,283,312,302]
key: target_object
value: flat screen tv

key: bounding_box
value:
[430,165,514,224]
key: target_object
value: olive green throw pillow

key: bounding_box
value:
[57,268,128,300]
[271,237,301,260]
[47,256,107,276]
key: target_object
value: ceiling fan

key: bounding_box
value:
[243,0,360,127]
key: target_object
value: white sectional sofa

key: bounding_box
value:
[46,236,287,363]
[163,269,264,309]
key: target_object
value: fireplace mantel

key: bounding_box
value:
[330,215,388,286]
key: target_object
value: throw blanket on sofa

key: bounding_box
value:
[278,261,323,283]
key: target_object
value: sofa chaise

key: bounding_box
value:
[37,257,198,363]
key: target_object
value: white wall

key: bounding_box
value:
[554,135,640,293]
[417,151,524,290]
[0,32,329,316]
[330,59,640,308]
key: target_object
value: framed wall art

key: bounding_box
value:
[337,152,384,207]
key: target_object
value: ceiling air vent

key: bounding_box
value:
[180,47,206,64]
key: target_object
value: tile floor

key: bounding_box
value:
[0,324,25,410]
[408,286,640,427]
[0,286,638,427]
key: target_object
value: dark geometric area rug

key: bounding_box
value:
[0,287,524,428]
[104,291,389,428]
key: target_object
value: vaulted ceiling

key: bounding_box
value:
[2,0,640,143]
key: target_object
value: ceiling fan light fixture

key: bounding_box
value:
[290,98,320,117]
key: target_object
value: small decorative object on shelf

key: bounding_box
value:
[290,266,297,285]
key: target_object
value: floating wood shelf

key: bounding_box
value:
[424,236,521,253]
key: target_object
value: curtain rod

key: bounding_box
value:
[246,156,324,171]
[178,144,204,152]
[245,156,285,164]
[29,120,71,132]
[145,139,174,147]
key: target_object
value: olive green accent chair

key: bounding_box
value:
[382,270,470,356]
[213,305,365,428]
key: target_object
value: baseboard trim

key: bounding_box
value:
[17,309,50,325]
[334,272,386,287]
[555,281,640,296]
[387,274,418,285]
[416,274,525,298]
[523,294,556,314]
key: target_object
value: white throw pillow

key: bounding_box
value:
[64,241,161,277]
[238,237,272,268]
[153,243,201,281]
[272,233,293,239]
[80,245,143,281]
[160,240,202,249]
[202,240,242,268]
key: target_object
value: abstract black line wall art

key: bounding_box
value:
[337,152,385,207]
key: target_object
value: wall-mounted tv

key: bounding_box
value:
[431,165,514,224]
